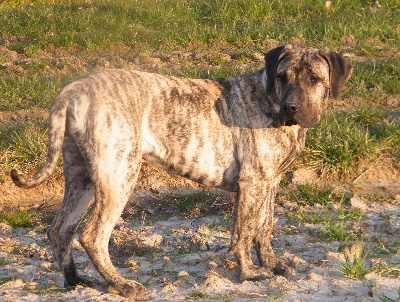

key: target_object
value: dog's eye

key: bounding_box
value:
[309,76,319,84]
[277,73,287,83]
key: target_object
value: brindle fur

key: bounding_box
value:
[11,44,352,299]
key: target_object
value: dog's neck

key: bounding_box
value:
[215,70,281,129]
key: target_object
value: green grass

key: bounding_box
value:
[0,73,78,111]
[283,182,334,206]
[322,221,355,243]
[340,252,370,279]
[0,209,36,228]
[0,0,398,55]
[0,0,398,177]
[0,121,48,171]
[301,107,398,177]
[285,207,363,225]
[346,58,400,100]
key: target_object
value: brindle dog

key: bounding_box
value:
[11,44,352,299]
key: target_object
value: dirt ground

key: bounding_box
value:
[0,157,399,301]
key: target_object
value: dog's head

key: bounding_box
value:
[265,44,352,128]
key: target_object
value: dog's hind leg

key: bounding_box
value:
[79,134,147,299]
[47,135,95,288]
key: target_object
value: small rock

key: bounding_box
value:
[202,270,232,290]
[325,1,331,10]
[290,168,317,184]
[40,261,56,272]
[208,260,218,269]
[350,195,368,210]
[223,258,238,270]
[178,270,189,277]
[25,281,39,290]
[161,283,177,293]
[142,233,163,247]
[0,279,25,289]
[340,35,356,44]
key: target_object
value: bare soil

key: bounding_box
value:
[1,155,399,301]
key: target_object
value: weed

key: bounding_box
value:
[340,252,370,279]
[322,221,355,242]
[373,237,399,255]
[23,285,67,295]
[0,256,10,267]
[337,208,364,221]
[0,209,36,228]
[285,208,335,224]
[285,183,334,206]
[285,203,362,227]
[373,262,400,279]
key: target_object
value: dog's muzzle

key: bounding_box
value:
[279,100,299,126]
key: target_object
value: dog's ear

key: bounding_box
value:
[265,44,293,94]
[319,48,353,100]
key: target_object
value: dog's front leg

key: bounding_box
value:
[228,178,279,281]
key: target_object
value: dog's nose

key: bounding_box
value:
[283,102,299,114]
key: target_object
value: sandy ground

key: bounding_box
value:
[0,184,399,302]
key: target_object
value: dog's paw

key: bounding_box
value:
[239,265,273,281]
[107,280,148,300]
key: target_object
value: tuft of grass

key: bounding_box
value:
[0,121,48,171]
[187,291,221,300]
[351,107,385,127]
[302,110,383,178]
[373,262,400,279]
[0,257,10,267]
[373,237,400,255]
[283,182,334,206]
[285,209,334,225]
[321,221,356,244]
[340,252,370,279]
[0,209,36,228]
[284,197,363,225]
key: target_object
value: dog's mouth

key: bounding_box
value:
[283,120,298,126]
[279,112,298,127]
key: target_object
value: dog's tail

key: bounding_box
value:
[10,86,73,189]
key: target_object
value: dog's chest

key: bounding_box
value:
[141,111,305,191]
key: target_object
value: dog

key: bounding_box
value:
[11,44,352,299]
